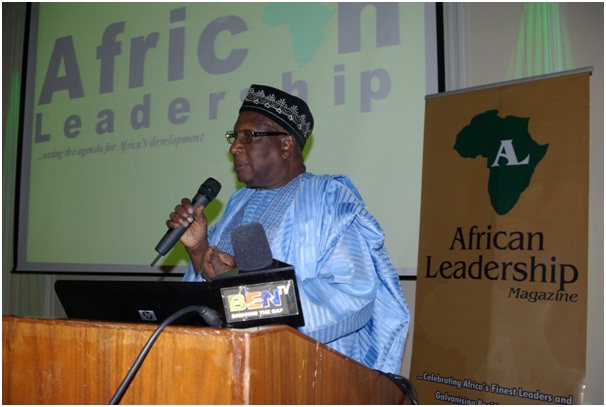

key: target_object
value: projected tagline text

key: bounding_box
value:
[36,133,204,160]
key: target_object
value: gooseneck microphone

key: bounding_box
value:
[150,178,221,266]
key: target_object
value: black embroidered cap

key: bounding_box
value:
[239,84,314,149]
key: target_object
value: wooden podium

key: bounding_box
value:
[3,316,408,404]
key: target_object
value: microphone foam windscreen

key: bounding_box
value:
[200,177,221,201]
[231,223,274,272]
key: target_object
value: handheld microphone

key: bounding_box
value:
[230,222,274,272]
[151,178,221,266]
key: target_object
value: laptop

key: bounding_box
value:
[55,266,304,329]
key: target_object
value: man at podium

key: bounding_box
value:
[166,84,410,374]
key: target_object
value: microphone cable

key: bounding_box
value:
[380,371,420,405]
[108,305,223,405]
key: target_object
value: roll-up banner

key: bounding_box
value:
[410,68,590,405]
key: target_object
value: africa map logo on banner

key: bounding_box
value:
[454,110,549,215]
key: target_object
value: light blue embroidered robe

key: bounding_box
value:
[183,173,410,373]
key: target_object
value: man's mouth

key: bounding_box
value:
[234,161,248,171]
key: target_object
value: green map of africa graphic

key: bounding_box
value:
[454,110,549,215]
[263,3,336,67]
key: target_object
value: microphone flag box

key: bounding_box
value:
[212,262,304,329]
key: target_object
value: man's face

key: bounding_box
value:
[229,111,289,189]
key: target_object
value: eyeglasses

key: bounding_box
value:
[225,130,287,144]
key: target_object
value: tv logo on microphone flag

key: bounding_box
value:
[220,279,300,323]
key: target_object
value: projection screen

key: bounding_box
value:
[16,3,439,275]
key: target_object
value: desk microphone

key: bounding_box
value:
[230,222,274,272]
[219,222,303,328]
[151,178,221,266]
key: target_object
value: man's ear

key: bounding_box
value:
[280,134,296,158]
